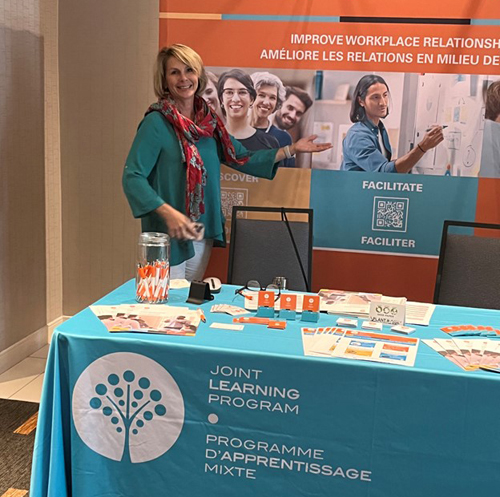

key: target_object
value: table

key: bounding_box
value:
[30,281,500,496]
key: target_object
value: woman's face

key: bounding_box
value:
[165,56,199,105]
[202,79,221,115]
[253,84,278,120]
[221,77,253,119]
[359,82,389,123]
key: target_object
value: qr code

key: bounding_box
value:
[372,197,409,232]
[221,188,248,219]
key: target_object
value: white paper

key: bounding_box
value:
[169,279,191,289]
[301,327,319,356]
[210,322,244,331]
[405,302,435,326]
[309,332,345,356]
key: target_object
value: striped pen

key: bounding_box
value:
[136,260,169,303]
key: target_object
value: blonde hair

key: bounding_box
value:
[153,44,207,99]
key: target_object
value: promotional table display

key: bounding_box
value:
[301,295,320,322]
[279,294,297,320]
[136,232,170,304]
[256,290,277,318]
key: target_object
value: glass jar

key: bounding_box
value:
[136,232,170,304]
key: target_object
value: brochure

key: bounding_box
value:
[331,330,419,367]
[90,304,201,336]
[423,338,500,371]
[302,326,419,367]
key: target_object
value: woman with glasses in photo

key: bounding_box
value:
[217,69,280,151]
[123,45,331,281]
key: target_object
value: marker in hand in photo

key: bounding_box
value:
[426,125,448,132]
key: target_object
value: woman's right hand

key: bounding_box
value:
[155,204,198,240]
[419,125,444,152]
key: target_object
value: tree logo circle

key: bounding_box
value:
[72,352,184,463]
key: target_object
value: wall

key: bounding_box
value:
[58,0,158,315]
[0,0,46,353]
[41,0,63,327]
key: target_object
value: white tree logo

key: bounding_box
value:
[72,352,184,463]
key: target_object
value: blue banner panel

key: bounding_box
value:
[311,170,479,256]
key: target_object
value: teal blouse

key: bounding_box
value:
[123,111,279,265]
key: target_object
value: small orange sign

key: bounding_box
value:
[302,295,320,312]
[280,294,297,311]
[258,290,275,308]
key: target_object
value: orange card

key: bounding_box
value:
[280,294,297,311]
[302,295,320,312]
[258,290,275,308]
[268,320,287,330]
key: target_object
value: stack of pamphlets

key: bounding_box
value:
[318,289,435,326]
[318,289,384,316]
[423,338,500,371]
[90,304,201,336]
[302,326,419,367]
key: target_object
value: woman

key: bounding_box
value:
[202,71,224,121]
[250,72,295,167]
[249,72,285,132]
[217,69,280,151]
[123,45,331,281]
[341,74,444,173]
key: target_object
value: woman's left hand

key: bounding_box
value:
[291,135,332,154]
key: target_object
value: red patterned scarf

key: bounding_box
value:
[146,95,248,221]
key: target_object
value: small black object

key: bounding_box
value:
[187,281,213,305]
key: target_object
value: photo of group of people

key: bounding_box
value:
[203,67,314,167]
[204,66,500,177]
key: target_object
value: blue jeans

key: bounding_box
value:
[170,239,214,281]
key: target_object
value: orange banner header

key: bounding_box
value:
[160,0,500,19]
[160,20,500,75]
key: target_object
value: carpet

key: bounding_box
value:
[0,399,39,496]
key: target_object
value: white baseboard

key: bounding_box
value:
[0,315,72,375]
[0,325,49,375]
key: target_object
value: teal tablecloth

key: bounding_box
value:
[30,280,500,496]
